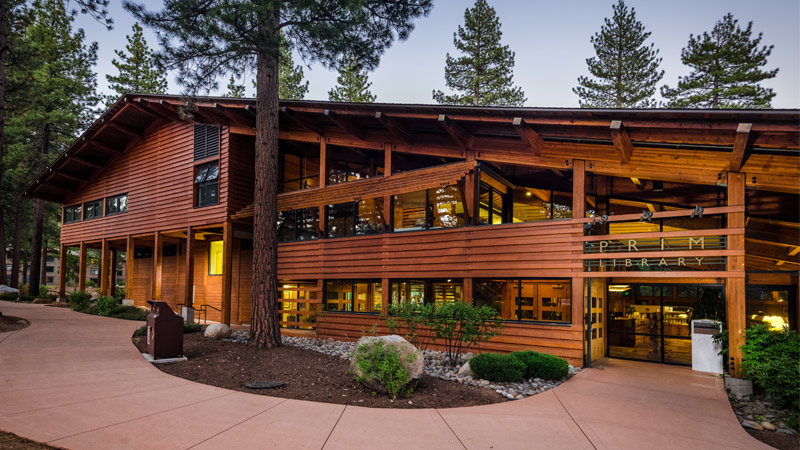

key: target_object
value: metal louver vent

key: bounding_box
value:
[194,124,220,161]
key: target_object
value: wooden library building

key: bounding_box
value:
[25,94,799,370]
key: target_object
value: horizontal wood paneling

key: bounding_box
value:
[61,122,231,243]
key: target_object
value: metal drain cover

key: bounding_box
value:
[244,380,284,389]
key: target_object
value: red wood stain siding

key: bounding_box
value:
[61,122,231,243]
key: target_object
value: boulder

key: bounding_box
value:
[350,335,423,395]
[741,420,764,431]
[760,421,776,431]
[457,361,474,377]
[204,323,232,340]
[0,285,19,295]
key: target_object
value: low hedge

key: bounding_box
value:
[109,305,148,321]
[0,293,19,301]
[511,351,569,381]
[469,353,526,382]
[95,296,118,317]
[69,291,92,311]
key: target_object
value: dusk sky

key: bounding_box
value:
[77,0,800,108]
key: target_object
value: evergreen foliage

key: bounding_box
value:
[661,13,778,109]
[328,57,376,103]
[127,0,432,348]
[224,75,246,98]
[278,32,308,100]
[432,0,525,107]
[104,22,167,106]
[573,0,663,108]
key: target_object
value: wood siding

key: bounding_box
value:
[61,122,231,244]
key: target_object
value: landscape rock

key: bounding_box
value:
[457,361,473,377]
[204,323,232,340]
[0,285,19,295]
[760,421,776,431]
[741,420,764,431]
[350,335,423,395]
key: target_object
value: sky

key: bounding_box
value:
[76,0,800,108]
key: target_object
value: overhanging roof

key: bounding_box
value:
[23,93,800,203]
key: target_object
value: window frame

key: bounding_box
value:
[83,199,104,221]
[63,205,82,224]
[324,279,382,314]
[105,193,128,216]
[195,160,220,208]
[193,124,221,162]
[472,277,573,326]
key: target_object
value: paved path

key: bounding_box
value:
[0,303,771,450]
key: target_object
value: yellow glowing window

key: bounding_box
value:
[209,241,223,275]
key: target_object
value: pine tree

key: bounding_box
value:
[328,57,376,102]
[105,22,167,106]
[432,0,525,107]
[661,13,778,109]
[224,74,245,98]
[127,0,432,348]
[278,32,308,100]
[9,0,98,295]
[573,0,663,108]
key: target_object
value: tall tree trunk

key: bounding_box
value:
[0,0,7,286]
[29,199,44,296]
[40,242,47,286]
[10,197,23,288]
[250,18,282,348]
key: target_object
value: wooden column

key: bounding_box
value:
[153,232,163,300]
[726,172,746,374]
[319,139,328,188]
[125,236,134,300]
[100,239,110,296]
[78,241,87,292]
[463,150,477,225]
[58,243,67,299]
[221,221,234,325]
[109,250,117,294]
[463,278,473,304]
[381,278,390,315]
[383,143,392,229]
[572,160,588,365]
[184,227,195,308]
[572,160,586,219]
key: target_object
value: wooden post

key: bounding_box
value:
[573,160,588,365]
[381,278,390,315]
[319,139,327,188]
[383,143,392,230]
[153,232,162,300]
[125,236,134,300]
[78,241,87,292]
[222,221,233,325]
[572,160,586,219]
[463,278,472,304]
[100,239,110,296]
[58,243,67,299]
[727,172,746,375]
[185,227,195,308]
[110,250,117,294]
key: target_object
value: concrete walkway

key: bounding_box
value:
[0,303,770,450]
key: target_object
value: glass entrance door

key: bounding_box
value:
[607,284,724,365]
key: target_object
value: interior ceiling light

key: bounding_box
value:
[608,285,631,292]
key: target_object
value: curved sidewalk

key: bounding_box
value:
[0,303,770,450]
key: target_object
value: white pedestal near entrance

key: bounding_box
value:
[691,319,723,374]
[182,306,195,323]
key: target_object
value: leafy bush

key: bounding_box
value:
[511,351,569,381]
[86,280,97,288]
[352,340,415,399]
[37,285,50,297]
[95,296,118,317]
[386,302,435,350]
[69,291,92,312]
[0,293,19,301]
[184,322,202,333]
[740,324,800,411]
[133,325,147,337]
[114,286,126,300]
[109,305,148,321]
[469,353,526,382]
[19,295,35,302]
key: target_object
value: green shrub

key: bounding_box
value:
[114,285,125,300]
[69,291,92,312]
[0,293,19,301]
[38,285,50,297]
[133,325,148,337]
[741,324,800,411]
[95,296,118,317]
[86,280,97,288]
[469,353,526,383]
[109,305,148,321]
[184,322,202,333]
[352,340,415,399]
[511,351,569,381]
[18,295,35,302]
[427,301,505,367]
[386,302,435,350]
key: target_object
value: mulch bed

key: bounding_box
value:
[746,429,799,450]
[0,316,30,333]
[133,333,507,409]
[0,431,62,450]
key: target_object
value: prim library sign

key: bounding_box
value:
[583,236,726,272]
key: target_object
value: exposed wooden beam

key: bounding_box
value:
[126,98,171,120]
[730,123,752,172]
[49,169,85,184]
[214,103,255,126]
[375,112,413,144]
[438,114,473,148]
[609,120,633,164]
[87,140,122,154]
[70,155,104,170]
[103,120,143,138]
[281,107,323,135]
[324,110,365,140]
[245,104,258,116]
[551,169,564,177]
[513,117,543,156]
[789,246,800,257]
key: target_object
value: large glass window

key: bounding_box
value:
[281,153,319,192]
[746,287,793,330]
[195,161,219,207]
[393,186,464,232]
[106,194,128,216]
[63,205,81,224]
[325,280,381,313]
[327,159,380,185]
[479,173,509,225]
[83,199,103,220]
[208,241,223,275]
[280,281,317,329]
[278,207,320,242]
[473,279,571,323]
[391,279,463,306]
[326,198,385,238]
